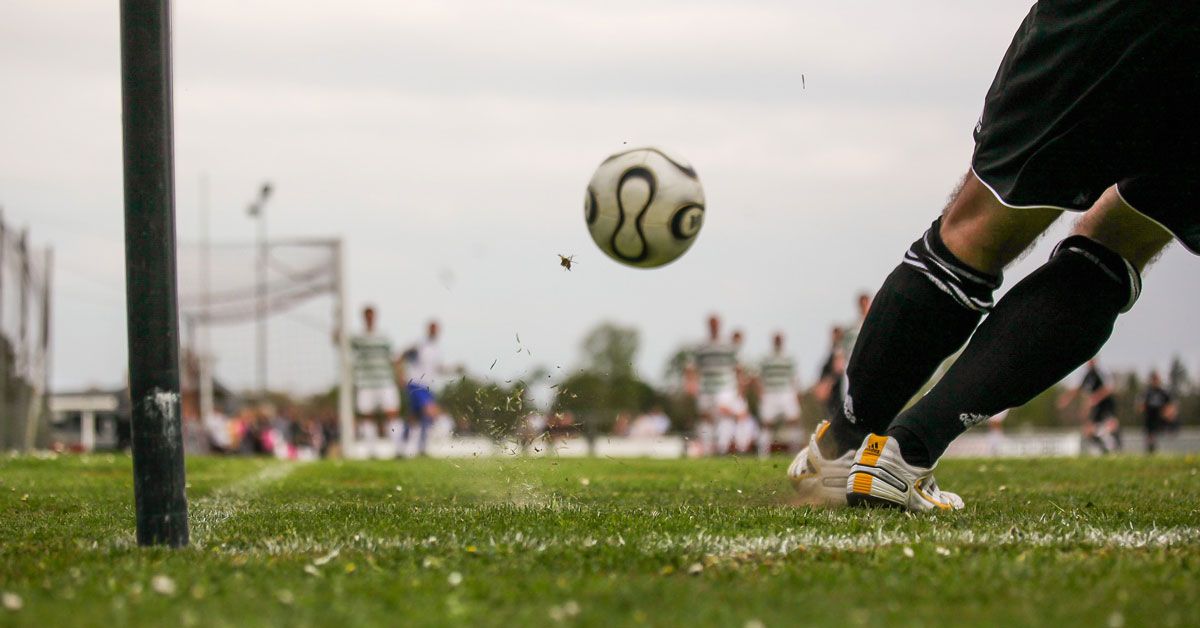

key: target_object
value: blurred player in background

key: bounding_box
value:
[728,328,759,454]
[841,292,872,356]
[1138,370,1177,454]
[730,329,750,399]
[812,326,847,423]
[1059,358,1121,454]
[403,320,445,457]
[757,332,803,455]
[349,306,401,451]
[687,315,740,455]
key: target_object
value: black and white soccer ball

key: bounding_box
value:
[584,147,705,268]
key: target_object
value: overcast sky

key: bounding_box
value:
[2,0,1197,396]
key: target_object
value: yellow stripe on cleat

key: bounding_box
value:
[851,473,873,494]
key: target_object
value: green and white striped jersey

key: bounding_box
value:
[760,353,797,393]
[350,333,396,389]
[695,341,738,395]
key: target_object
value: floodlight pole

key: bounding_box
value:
[247,183,272,400]
[198,174,214,427]
[120,0,189,547]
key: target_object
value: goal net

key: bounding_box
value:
[176,238,352,448]
[0,218,52,452]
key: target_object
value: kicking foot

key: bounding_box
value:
[787,421,856,507]
[845,434,964,512]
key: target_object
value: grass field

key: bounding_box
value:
[1,453,1198,627]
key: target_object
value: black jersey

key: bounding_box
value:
[1141,386,1173,428]
[1080,366,1117,422]
[819,353,844,416]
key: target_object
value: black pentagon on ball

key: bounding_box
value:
[670,204,705,240]
[585,187,599,224]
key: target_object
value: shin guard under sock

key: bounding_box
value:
[889,236,1142,466]
[822,218,1000,457]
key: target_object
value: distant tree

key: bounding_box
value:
[1006,384,1069,428]
[1116,371,1142,424]
[1169,355,1190,396]
[581,323,639,378]
[662,346,692,384]
[552,371,658,433]
[1167,355,1198,425]
[551,322,670,433]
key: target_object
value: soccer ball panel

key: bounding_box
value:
[584,147,705,268]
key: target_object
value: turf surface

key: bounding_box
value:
[1,453,1198,627]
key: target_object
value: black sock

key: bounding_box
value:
[889,236,1141,466]
[821,218,1000,457]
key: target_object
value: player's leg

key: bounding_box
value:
[1104,415,1123,453]
[780,401,804,454]
[354,388,376,445]
[693,395,715,456]
[1091,415,1113,455]
[417,400,439,456]
[756,394,782,456]
[878,189,1172,503]
[823,171,1060,458]
[1080,417,1102,455]
[756,413,774,457]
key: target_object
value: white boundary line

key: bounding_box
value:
[199,525,1200,558]
[188,461,302,546]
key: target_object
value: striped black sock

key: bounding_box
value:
[822,218,999,457]
[889,236,1141,466]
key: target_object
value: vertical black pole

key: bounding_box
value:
[120,0,189,547]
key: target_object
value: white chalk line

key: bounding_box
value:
[201,524,1200,559]
[187,461,303,547]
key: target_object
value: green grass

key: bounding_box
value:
[1,453,1198,627]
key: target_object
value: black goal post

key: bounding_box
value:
[120,0,190,547]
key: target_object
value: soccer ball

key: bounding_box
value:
[584,147,705,268]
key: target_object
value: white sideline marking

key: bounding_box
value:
[189,462,301,546]
[206,525,1200,558]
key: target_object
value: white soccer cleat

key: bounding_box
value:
[845,434,964,512]
[787,421,856,507]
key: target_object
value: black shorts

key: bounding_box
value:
[972,0,1200,254]
[1090,399,1117,424]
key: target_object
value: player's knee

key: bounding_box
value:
[901,217,1002,313]
[1050,235,1141,313]
[1073,189,1174,271]
[940,173,1059,272]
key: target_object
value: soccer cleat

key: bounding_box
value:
[845,434,964,512]
[787,421,856,506]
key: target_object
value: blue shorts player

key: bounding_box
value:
[402,320,445,456]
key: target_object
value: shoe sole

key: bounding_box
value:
[845,490,903,509]
[846,466,908,509]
